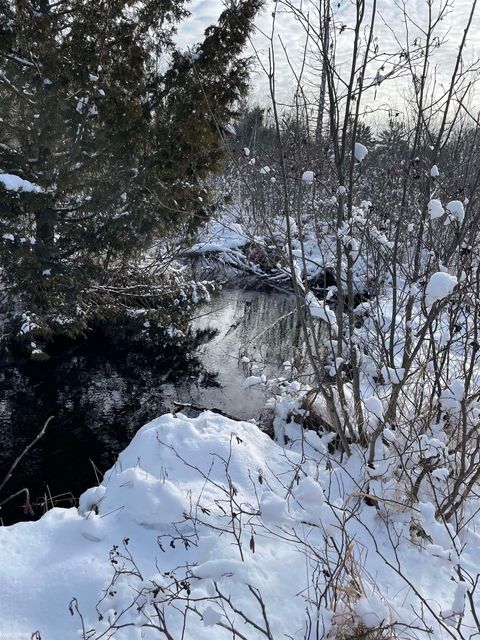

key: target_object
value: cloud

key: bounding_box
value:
[176,0,480,119]
[176,0,225,48]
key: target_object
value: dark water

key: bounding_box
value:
[0,289,296,525]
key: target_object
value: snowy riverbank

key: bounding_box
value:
[1,411,478,639]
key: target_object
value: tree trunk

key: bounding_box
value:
[35,208,56,266]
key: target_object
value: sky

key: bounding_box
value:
[177,0,480,123]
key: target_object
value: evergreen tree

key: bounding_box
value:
[0,0,262,355]
[235,105,277,154]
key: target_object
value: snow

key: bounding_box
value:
[294,475,325,507]
[76,96,89,113]
[432,468,449,481]
[0,413,301,638]
[452,582,468,615]
[192,558,249,581]
[79,485,106,515]
[305,291,338,333]
[223,123,236,136]
[187,217,249,254]
[99,467,187,528]
[189,49,203,62]
[259,491,288,524]
[381,365,404,384]
[243,374,263,387]
[447,200,465,222]
[1,411,479,639]
[364,395,384,420]
[354,142,368,162]
[440,379,465,412]
[0,173,44,193]
[425,271,458,306]
[356,594,389,628]
[428,198,445,219]
[302,170,314,183]
[202,605,223,626]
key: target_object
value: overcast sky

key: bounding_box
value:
[177,0,480,121]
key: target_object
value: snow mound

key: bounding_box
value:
[0,412,477,639]
[0,413,296,638]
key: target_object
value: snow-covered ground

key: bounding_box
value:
[1,410,478,639]
[186,216,250,255]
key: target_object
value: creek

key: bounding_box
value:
[0,288,297,525]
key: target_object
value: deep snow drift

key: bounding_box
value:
[1,411,479,639]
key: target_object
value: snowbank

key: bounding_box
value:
[0,412,477,639]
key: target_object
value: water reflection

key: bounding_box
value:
[176,289,298,418]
